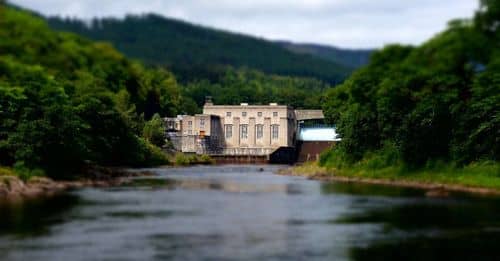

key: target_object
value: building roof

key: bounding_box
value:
[204,103,292,110]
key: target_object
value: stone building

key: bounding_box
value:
[202,102,296,155]
[165,100,297,156]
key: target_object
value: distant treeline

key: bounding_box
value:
[46,14,358,84]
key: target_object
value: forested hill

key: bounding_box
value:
[0,3,180,178]
[276,41,373,69]
[320,0,499,169]
[47,14,360,83]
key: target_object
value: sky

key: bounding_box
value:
[10,0,479,49]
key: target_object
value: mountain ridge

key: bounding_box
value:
[46,13,371,83]
[276,41,373,69]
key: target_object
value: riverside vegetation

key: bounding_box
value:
[1,0,499,193]
[0,3,320,184]
[1,1,345,186]
[0,4,173,182]
[314,0,499,190]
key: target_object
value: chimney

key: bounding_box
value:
[204,96,213,106]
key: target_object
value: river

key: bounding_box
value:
[1,165,500,260]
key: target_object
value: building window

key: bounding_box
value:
[256,124,263,139]
[271,125,279,139]
[258,112,262,117]
[240,124,248,139]
[242,111,247,117]
[200,118,205,128]
[188,130,192,135]
[226,112,231,117]
[225,124,233,138]
[188,121,193,126]
[273,112,278,117]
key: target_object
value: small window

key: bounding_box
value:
[188,121,193,126]
[226,112,231,117]
[188,130,192,135]
[273,112,278,117]
[256,124,263,139]
[240,124,248,139]
[258,112,262,117]
[271,125,279,139]
[242,111,247,117]
[225,124,233,138]
[200,118,205,127]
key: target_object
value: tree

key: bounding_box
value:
[142,114,166,147]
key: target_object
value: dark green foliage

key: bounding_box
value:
[322,1,499,168]
[277,41,373,69]
[183,68,329,109]
[143,114,166,147]
[41,8,340,111]
[0,4,170,179]
[46,14,353,84]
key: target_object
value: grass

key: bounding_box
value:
[0,164,46,182]
[172,153,215,166]
[299,160,500,190]
[0,166,16,177]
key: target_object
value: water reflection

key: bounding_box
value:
[323,182,500,260]
[349,230,500,261]
[0,194,79,237]
[0,165,500,260]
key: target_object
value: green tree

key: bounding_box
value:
[142,114,166,147]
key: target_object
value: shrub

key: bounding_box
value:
[199,154,215,164]
[0,166,15,176]
[174,153,191,166]
[13,162,45,181]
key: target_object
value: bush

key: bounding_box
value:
[364,142,401,170]
[0,166,15,176]
[135,137,170,166]
[13,162,45,181]
[142,113,166,147]
[319,147,352,169]
[199,154,215,164]
[174,153,191,166]
[173,153,215,166]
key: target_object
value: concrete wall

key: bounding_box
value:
[294,110,324,121]
[296,141,336,162]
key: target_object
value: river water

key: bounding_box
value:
[1,165,500,260]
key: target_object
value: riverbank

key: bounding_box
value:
[278,162,500,196]
[0,166,155,201]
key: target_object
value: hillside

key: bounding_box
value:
[46,14,359,83]
[320,0,499,170]
[0,3,176,178]
[276,41,373,69]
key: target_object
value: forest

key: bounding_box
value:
[0,4,179,179]
[1,0,498,183]
[320,0,499,176]
[47,14,356,84]
[0,3,335,180]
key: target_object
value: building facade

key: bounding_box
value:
[166,101,297,156]
[202,102,296,155]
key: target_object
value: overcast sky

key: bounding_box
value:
[11,0,478,49]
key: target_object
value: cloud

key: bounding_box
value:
[10,0,479,48]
